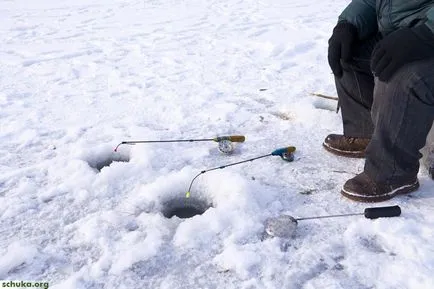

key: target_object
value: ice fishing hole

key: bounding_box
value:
[162,197,212,219]
[87,152,130,171]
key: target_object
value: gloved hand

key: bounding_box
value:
[371,25,434,82]
[328,21,358,78]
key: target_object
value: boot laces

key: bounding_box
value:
[345,137,357,144]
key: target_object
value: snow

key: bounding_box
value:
[1,0,434,288]
[0,241,38,279]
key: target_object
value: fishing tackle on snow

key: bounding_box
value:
[185,146,296,198]
[264,205,402,239]
[113,135,246,154]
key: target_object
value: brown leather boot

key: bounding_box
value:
[341,172,419,202]
[323,134,370,158]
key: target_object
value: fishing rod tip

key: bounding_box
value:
[114,142,127,152]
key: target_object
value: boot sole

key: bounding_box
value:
[322,142,365,158]
[341,180,419,202]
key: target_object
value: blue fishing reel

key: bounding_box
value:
[271,146,296,162]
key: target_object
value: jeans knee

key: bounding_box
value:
[375,61,434,105]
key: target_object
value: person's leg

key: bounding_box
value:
[323,36,379,157]
[342,59,434,202]
[421,124,434,179]
[336,38,378,138]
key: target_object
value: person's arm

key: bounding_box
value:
[338,0,377,40]
[425,6,434,33]
[370,5,434,82]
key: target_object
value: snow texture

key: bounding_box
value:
[1,0,434,288]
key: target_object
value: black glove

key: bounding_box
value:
[328,21,358,78]
[371,25,434,82]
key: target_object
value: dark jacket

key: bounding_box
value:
[338,0,434,40]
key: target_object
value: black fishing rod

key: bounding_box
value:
[264,206,402,238]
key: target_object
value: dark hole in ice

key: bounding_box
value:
[168,207,204,218]
[87,153,130,171]
[162,197,212,219]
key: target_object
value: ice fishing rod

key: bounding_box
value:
[114,135,245,154]
[264,205,402,239]
[185,146,296,198]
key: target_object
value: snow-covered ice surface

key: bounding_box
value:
[1,0,434,288]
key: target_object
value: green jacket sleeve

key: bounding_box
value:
[426,6,434,34]
[338,0,378,40]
